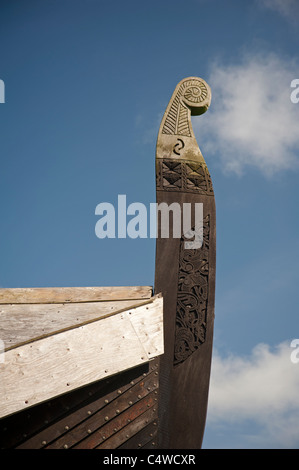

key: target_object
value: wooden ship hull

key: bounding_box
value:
[0,77,216,450]
[0,287,163,449]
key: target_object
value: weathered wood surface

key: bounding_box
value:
[0,286,152,304]
[1,299,154,351]
[0,295,163,419]
[0,361,159,449]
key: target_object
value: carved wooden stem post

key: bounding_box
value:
[154,77,216,448]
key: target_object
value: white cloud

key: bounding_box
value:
[206,341,299,448]
[196,53,299,176]
[258,0,299,19]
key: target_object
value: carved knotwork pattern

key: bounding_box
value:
[156,159,213,195]
[174,215,210,366]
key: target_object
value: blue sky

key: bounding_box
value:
[1,0,299,449]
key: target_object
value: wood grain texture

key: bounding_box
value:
[0,286,152,304]
[1,362,155,449]
[0,295,163,419]
[1,299,153,351]
[97,407,158,449]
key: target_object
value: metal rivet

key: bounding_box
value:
[143,373,147,377]
[65,426,69,430]
[137,395,142,399]
[116,409,120,414]
[155,371,158,376]
[147,387,151,391]
[127,419,131,423]
[138,443,142,447]
[104,399,109,404]
[117,389,122,394]
[153,422,157,426]
[102,436,106,440]
[104,416,109,421]
[113,428,117,432]
[130,381,134,385]
[128,401,133,405]
[126,434,129,438]
[41,441,47,446]
[147,404,150,407]
[87,429,92,434]
[152,442,155,446]
[150,433,153,437]
[87,410,92,415]
[64,444,68,449]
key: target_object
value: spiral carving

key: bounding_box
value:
[161,77,211,136]
[183,82,209,106]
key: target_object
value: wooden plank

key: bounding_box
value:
[0,295,163,419]
[127,303,164,361]
[1,362,152,449]
[97,406,158,449]
[0,286,152,304]
[73,393,157,449]
[15,362,157,449]
[118,421,157,449]
[1,299,152,351]
[48,384,158,449]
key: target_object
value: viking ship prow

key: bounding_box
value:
[0,77,215,449]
